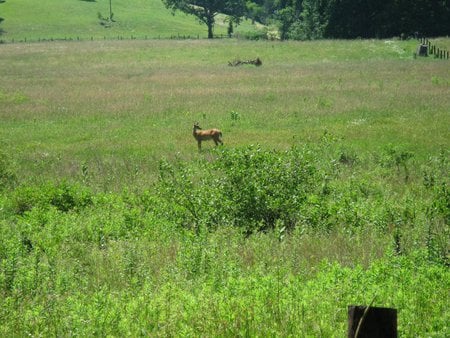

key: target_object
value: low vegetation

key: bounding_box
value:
[1,39,449,336]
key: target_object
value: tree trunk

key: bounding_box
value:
[206,13,214,39]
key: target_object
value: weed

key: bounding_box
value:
[0,150,16,190]
[230,110,241,125]
[380,144,414,181]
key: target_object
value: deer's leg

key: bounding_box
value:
[198,140,202,150]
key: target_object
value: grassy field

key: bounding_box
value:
[1,38,449,188]
[0,0,258,41]
[0,38,449,336]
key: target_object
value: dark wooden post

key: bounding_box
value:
[348,305,397,338]
[416,44,428,57]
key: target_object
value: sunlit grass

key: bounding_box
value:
[0,0,258,41]
[0,38,449,336]
[1,39,449,189]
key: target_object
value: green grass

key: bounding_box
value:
[0,39,449,336]
[0,38,449,188]
[0,0,258,41]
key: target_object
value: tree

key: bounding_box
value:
[289,0,331,40]
[108,0,113,21]
[325,0,450,39]
[162,0,247,38]
[325,0,378,38]
[0,0,5,36]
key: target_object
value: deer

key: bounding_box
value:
[192,122,223,151]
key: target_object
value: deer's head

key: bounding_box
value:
[193,122,202,132]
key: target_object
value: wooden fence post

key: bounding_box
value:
[348,305,397,338]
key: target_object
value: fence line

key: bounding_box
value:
[0,33,236,44]
[418,36,450,59]
[2,35,450,59]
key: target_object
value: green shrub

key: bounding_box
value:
[378,144,414,181]
[235,28,268,40]
[9,181,93,215]
[214,145,325,232]
[158,145,333,233]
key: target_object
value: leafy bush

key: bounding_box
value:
[158,145,334,233]
[378,144,414,181]
[234,28,268,40]
[214,145,326,232]
[157,143,449,253]
[9,181,93,215]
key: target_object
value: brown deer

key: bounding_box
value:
[192,122,223,150]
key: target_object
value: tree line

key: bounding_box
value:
[0,0,5,35]
[164,0,450,39]
[1,0,449,40]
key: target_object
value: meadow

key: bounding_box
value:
[0,38,449,336]
[0,0,258,42]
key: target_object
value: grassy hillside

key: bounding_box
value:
[0,0,258,41]
[0,39,449,336]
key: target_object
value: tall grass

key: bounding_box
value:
[1,144,448,335]
[1,39,449,190]
[0,39,449,336]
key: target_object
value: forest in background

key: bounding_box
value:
[246,0,450,39]
[1,0,450,40]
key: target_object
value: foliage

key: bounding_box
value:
[247,0,450,40]
[0,0,4,36]
[0,150,16,190]
[162,0,247,38]
[157,143,449,248]
[288,0,330,40]
[2,0,450,41]
[0,186,448,336]
[9,181,93,215]
[0,143,449,335]
[158,145,325,233]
